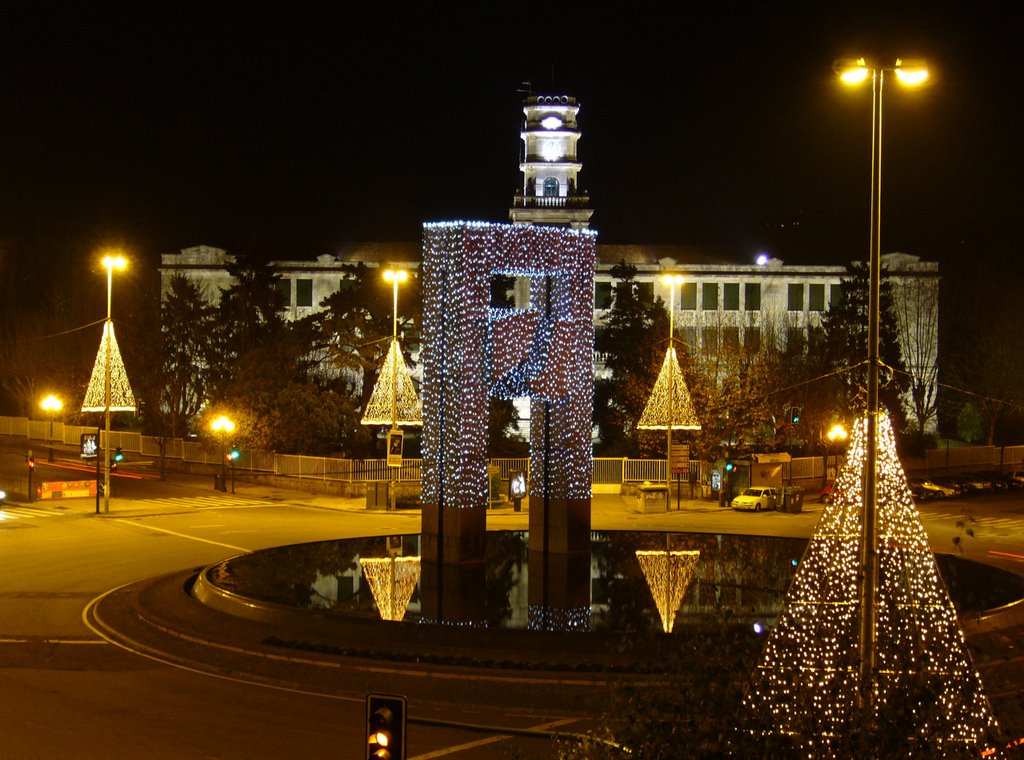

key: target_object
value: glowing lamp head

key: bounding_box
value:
[756,253,770,266]
[211,415,235,435]
[827,423,848,443]
[835,57,870,85]
[753,621,765,635]
[101,254,127,272]
[383,269,408,284]
[894,58,929,87]
[660,273,684,286]
[41,394,63,413]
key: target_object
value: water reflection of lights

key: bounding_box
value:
[359,556,421,622]
[635,550,701,633]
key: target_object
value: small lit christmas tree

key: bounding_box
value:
[361,339,422,426]
[637,347,700,430]
[636,549,700,633]
[744,414,998,753]
[359,556,421,622]
[80,321,136,412]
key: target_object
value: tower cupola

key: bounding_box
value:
[510,94,593,228]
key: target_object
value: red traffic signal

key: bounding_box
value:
[27,456,36,470]
[366,694,406,760]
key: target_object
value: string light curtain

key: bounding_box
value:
[743,414,998,753]
[80,321,136,412]
[360,338,423,426]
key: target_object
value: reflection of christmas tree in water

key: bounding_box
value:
[359,557,421,622]
[745,415,998,753]
[635,549,700,633]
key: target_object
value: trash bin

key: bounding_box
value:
[636,483,668,513]
[366,481,390,509]
[782,487,804,514]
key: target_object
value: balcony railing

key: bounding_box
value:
[512,193,591,209]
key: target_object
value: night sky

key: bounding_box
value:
[3,3,1020,273]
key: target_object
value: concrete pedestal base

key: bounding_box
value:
[527,496,591,555]
[420,502,487,565]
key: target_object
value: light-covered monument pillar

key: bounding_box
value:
[420,222,595,564]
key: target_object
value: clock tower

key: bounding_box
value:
[510,94,593,228]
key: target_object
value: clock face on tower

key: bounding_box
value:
[540,115,562,130]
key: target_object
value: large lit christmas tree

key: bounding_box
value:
[360,339,422,426]
[744,414,998,753]
[80,321,136,412]
[636,347,700,431]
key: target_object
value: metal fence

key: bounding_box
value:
[5,414,1024,488]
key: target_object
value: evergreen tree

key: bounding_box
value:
[594,261,668,456]
[821,262,909,433]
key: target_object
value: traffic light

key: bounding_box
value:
[790,407,801,424]
[366,694,406,760]
[229,446,240,461]
[724,461,735,473]
[114,447,124,462]
[27,456,36,470]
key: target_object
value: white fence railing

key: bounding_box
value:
[5,414,1024,487]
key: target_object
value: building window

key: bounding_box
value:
[681,327,698,350]
[543,177,559,197]
[702,283,719,310]
[788,283,804,311]
[594,282,612,310]
[277,278,292,305]
[744,327,761,352]
[808,283,825,312]
[637,282,654,305]
[296,279,313,308]
[702,327,720,355]
[830,284,842,309]
[680,282,697,310]
[723,283,740,311]
[723,326,740,350]
[745,283,761,311]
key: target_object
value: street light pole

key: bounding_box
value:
[41,394,63,462]
[211,416,235,493]
[383,269,408,512]
[835,56,928,706]
[101,254,126,513]
[661,274,683,510]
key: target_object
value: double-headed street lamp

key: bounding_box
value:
[383,268,409,511]
[40,394,63,462]
[661,273,684,509]
[824,422,848,487]
[211,415,236,493]
[102,253,127,513]
[834,56,928,702]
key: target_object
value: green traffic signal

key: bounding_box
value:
[114,447,124,462]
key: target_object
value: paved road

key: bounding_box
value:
[2,447,1024,758]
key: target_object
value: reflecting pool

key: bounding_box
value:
[200,531,1024,637]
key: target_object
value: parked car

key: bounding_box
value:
[731,487,778,512]
[1011,471,1024,488]
[908,478,956,499]
[931,476,965,496]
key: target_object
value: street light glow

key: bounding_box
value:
[383,268,408,283]
[40,394,63,414]
[894,58,929,86]
[659,273,684,285]
[827,423,848,443]
[102,254,127,272]
[211,415,236,434]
